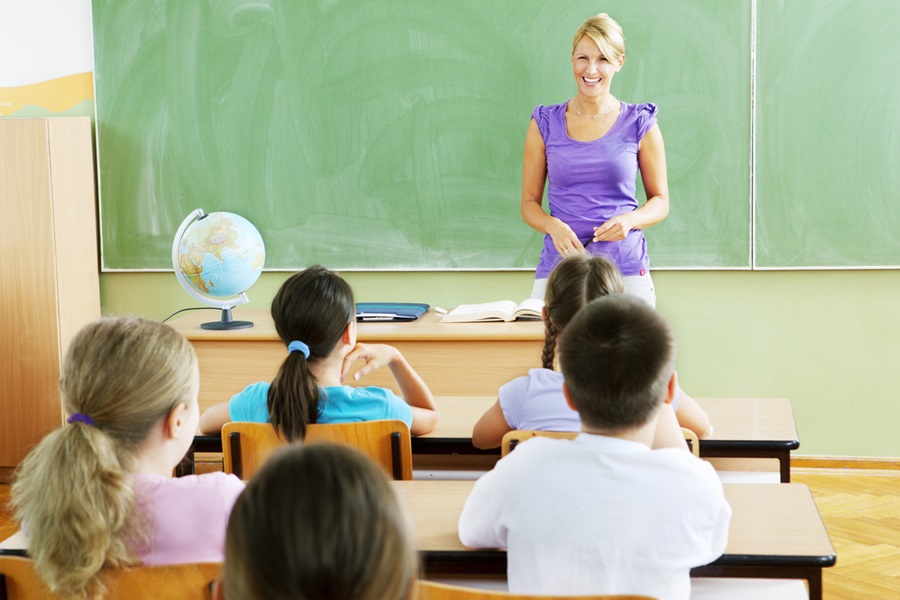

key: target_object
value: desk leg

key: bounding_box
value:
[779,449,791,483]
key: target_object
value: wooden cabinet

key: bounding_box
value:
[0,117,100,479]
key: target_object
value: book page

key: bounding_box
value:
[515,297,544,317]
[446,300,518,316]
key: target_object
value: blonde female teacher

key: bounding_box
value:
[521,13,669,306]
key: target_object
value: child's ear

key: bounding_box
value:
[211,578,225,600]
[562,381,578,412]
[541,305,549,322]
[663,371,678,405]
[164,403,188,440]
[342,320,357,346]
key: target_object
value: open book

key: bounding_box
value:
[440,298,544,323]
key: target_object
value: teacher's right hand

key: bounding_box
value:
[547,218,586,257]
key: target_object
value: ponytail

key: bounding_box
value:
[11,317,198,599]
[12,424,143,599]
[267,266,355,442]
[268,352,320,441]
[541,319,559,370]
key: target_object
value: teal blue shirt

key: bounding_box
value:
[228,381,413,427]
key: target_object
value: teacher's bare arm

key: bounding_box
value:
[520,119,584,256]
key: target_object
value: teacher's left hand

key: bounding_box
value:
[593,213,634,242]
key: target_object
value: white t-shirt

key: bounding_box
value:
[457,434,731,600]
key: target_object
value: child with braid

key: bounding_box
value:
[200,265,439,440]
[472,254,711,449]
[12,317,244,599]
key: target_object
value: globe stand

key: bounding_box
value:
[201,307,254,330]
[173,209,265,332]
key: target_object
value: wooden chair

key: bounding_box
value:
[681,428,700,457]
[501,429,701,457]
[0,555,220,600]
[416,580,657,600]
[222,419,413,480]
[501,430,576,456]
[221,421,285,481]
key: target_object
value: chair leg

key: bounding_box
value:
[390,431,403,480]
[229,432,244,480]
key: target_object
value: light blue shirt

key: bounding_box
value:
[228,381,413,427]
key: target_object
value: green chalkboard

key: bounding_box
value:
[92,0,750,270]
[757,0,900,267]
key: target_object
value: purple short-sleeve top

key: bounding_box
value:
[532,101,658,278]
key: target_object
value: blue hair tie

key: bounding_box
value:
[288,340,310,359]
[67,413,95,426]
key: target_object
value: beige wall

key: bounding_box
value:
[102,269,900,458]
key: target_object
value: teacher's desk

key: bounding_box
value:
[168,309,544,409]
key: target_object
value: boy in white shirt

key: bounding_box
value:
[458,294,731,600]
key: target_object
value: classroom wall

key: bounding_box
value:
[4,0,900,458]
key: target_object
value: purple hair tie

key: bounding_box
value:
[67,413,95,426]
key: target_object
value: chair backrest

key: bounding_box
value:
[416,580,657,600]
[501,429,701,458]
[306,420,413,480]
[0,555,220,600]
[221,421,286,480]
[500,430,577,457]
[222,419,413,480]
[681,428,701,457]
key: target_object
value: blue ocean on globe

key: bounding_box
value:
[177,212,265,299]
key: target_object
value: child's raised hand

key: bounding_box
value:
[341,343,399,383]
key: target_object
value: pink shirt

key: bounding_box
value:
[132,471,244,565]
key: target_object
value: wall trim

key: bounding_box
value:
[792,455,900,471]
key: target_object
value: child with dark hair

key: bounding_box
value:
[215,443,417,600]
[200,265,439,440]
[460,294,730,599]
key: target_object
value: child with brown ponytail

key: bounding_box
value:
[199,265,439,440]
[472,254,711,449]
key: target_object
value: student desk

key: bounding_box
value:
[179,396,800,481]
[413,396,800,482]
[393,480,835,600]
[168,310,544,409]
[0,531,26,555]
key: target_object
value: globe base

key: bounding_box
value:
[199,307,254,330]
[200,319,254,330]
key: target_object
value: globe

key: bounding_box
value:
[172,209,265,330]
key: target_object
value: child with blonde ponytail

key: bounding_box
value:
[12,317,244,599]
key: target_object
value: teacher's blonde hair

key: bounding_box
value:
[572,12,626,64]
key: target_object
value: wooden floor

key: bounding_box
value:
[2,469,898,599]
[791,468,900,599]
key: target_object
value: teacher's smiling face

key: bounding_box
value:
[571,35,624,99]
